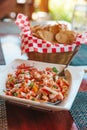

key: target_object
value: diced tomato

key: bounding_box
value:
[45,67,52,71]
[41,88,50,95]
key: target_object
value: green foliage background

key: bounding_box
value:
[49,0,74,22]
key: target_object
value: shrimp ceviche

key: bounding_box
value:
[5,63,69,103]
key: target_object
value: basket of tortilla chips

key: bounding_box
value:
[15,13,81,65]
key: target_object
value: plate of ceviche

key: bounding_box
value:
[0,59,84,111]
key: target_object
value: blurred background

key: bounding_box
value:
[0,0,87,33]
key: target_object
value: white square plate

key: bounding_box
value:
[0,59,84,111]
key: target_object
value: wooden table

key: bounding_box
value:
[0,33,87,130]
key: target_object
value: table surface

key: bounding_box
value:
[0,25,87,130]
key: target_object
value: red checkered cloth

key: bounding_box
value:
[77,32,87,44]
[15,13,87,54]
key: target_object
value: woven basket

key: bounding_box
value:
[27,51,74,65]
[15,13,82,65]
